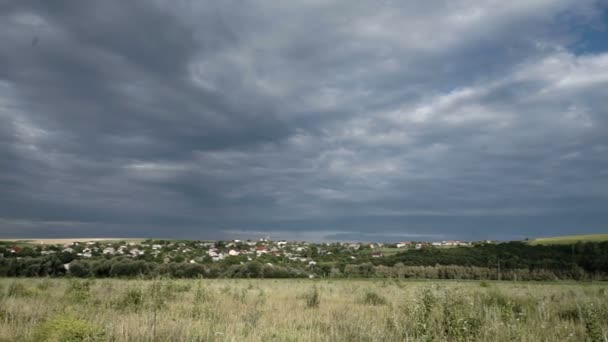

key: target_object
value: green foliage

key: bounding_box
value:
[361,289,387,306]
[3,240,608,280]
[37,279,52,291]
[482,289,526,322]
[115,287,144,311]
[7,282,33,297]
[413,287,437,336]
[582,303,604,342]
[33,314,105,342]
[165,281,191,294]
[257,288,267,305]
[242,303,263,329]
[304,285,320,308]
[68,261,91,277]
[232,288,248,303]
[194,281,209,304]
[557,305,581,322]
[65,280,92,303]
[420,287,436,317]
[441,295,482,342]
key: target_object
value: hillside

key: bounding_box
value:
[528,233,608,245]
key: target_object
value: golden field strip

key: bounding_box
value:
[0,238,145,245]
[0,278,607,341]
[528,234,608,245]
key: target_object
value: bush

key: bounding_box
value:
[68,261,91,277]
[7,282,33,297]
[557,305,581,322]
[194,281,209,304]
[65,280,92,303]
[33,314,105,341]
[361,289,387,306]
[413,287,438,337]
[482,289,526,322]
[304,286,320,308]
[165,282,191,294]
[37,279,52,291]
[582,304,604,342]
[115,287,144,311]
[442,296,482,342]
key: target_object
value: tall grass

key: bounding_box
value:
[0,278,606,341]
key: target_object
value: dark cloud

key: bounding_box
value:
[1,1,607,241]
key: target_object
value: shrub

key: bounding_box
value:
[582,304,604,342]
[37,279,52,291]
[242,304,263,328]
[33,314,105,341]
[194,281,209,304]
[115,287,144,311]
[7,282,33,297]
[557,305,581,322]
[65,280,92,303]
[257,288,267,305]
[147,280,167,340]
[479,281,490,288]
[442,296,482,342]
[68,261,92,277]
[233,288,247,303]
[304,286,320,308]
[147,281,167,309]
[361,289,387,306]
[482,289,526,322]
[414,287,438,336]
[165,281,191,295]
[420,287,436,317]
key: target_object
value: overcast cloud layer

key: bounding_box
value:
[1,1,607,242]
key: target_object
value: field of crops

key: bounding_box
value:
[529,234,608,245]
[0,278,607,341]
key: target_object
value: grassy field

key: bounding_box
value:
[0,238,144,246]
[0,278,607,341]
[529,234,608,245]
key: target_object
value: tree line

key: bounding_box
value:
[1,241,607,280]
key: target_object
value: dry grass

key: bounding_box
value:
[529,234,608,245]
[0,278,607,341]
[0,238,144,245]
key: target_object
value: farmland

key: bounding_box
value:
[0,278,607,341]
[529,234,608,245]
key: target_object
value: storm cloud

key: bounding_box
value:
[1,0,607,241]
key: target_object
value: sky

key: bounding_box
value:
[1,1,607,242]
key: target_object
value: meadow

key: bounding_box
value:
[528,234,608,246]
[0,278,607,341]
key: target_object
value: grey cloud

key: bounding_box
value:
[0,1,607,241]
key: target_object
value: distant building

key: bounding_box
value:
[102,247,115,255]
[371,252,384,258]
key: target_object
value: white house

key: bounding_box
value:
[130,249,144,256]
[102,247,115,255]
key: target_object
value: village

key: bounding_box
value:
[2,238,475,266]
